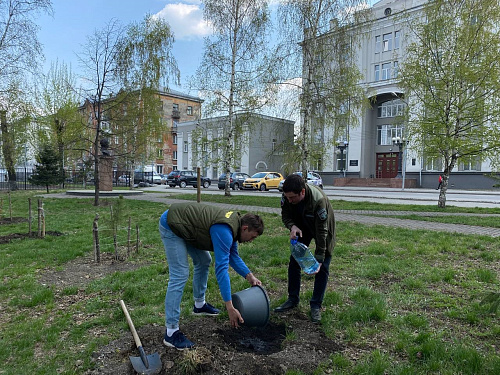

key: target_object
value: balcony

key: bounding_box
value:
[171,109,180,119]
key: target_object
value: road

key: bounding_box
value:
[144,184,500,209]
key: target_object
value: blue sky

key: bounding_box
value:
[37,0,210,92]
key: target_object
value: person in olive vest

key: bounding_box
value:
[159,202,264,350]
[274,173,336,323]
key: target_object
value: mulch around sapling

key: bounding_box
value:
[38,248,343,375]
[0,217,63,244]
[85,310,343,375]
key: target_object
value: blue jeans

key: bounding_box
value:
[159,221,212,329]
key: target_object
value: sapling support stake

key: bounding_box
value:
[93,214,100,263]
[127,217,131,257]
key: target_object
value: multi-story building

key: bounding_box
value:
[155,89,203,175]
[177,113,295,179]
[313,0,498,188]
[78,89,203,178]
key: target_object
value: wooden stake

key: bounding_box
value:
[37,199,42,237]
[136,224,140,253]
[28,198,32,236]
[93,214,100,263]
[127,217,131,257]
[8,191,12,220]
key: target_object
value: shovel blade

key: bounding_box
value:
[130,352,161,375]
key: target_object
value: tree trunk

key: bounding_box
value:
[0,111,18,191]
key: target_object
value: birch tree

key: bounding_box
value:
[398,0,500,208]
[195,0,277,196]
[277,0,367,176]
[77,15,179,205]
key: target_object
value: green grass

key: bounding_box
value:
[0,190,498,374]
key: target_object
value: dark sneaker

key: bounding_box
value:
[274,299,298,313]
[311,308,321,323]
[163,330,194,350]
[193,302,220,316]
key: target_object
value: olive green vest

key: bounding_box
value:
[167,203,241,251]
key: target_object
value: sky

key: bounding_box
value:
[37,0,210,94]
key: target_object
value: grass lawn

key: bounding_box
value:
[0,190,498,374]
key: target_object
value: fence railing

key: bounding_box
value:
[0,168,159,190]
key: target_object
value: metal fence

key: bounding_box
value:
[0,168,161,190]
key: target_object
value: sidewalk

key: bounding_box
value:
[125,193,500,238]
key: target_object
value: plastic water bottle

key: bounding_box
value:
[290,238,320,275]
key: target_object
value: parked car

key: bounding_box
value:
[218,172,251,190]
[117,175,130,183]
[166,170,211,188]
[278,171,324,192]
[242,172,284,191]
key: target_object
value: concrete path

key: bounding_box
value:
[125,193,500,238]
[43,190,500,238]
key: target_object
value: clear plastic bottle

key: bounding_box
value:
[290,238,320,275]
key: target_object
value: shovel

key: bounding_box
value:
[119,300,162,375]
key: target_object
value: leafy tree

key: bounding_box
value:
[29,143,64,193]
[77,15,179,206]
[195,0,277,196]
[276,0,367,176]
[0,0,52,190]
[35,61,84,176]
[398,0,500,208]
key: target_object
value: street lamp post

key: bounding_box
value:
[391,136,408,180]
[336,141,349,177]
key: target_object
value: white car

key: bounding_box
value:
[117,175,130,183]
[278,171,324,192]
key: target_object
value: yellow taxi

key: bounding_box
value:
[242,172,284,191]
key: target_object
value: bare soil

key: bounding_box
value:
[39,253,343,375]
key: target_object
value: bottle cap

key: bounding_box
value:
[290,238,298,245]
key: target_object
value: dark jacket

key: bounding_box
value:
[167,203,241,251]
[281,185,335,262]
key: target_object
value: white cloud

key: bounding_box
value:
[155,2,211,40]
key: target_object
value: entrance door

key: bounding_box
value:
[376,153,398,178]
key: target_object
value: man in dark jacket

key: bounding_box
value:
[159,202,264,349]
[274,174,335,323]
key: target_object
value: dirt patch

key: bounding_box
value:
[0,230,63,244]
[38,251,343,374]
[38,251,146,291]
[85,311,343,375]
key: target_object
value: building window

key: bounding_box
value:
[157,149,163,158]
[173,151,178,160]
[393,61,399,78]
[272,139,277,152]
[383,33,392,52]
[394,30,400,49]
[382,62,391,80]
[187,106,193,115]
[374,64,380,81]
[377,124,403,145]
[424,156,442,171]
[173,165,177,171]
[459,156,481,171]
[173,103,179,111]
[183,141,188,153]
[378,99,405,118]
[173,134,177,145]
[157,165,163,174]
[375,35,381,53]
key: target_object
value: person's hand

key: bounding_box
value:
[290,225,302,240]
[225,301,244,328]
[305,262,322,275]
[245,272,262,286]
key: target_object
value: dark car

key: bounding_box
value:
[218,172,251,190]
[166,170,211,188]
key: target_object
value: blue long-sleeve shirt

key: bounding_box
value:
[161,211,250,302]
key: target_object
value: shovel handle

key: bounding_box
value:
[119,299,143,349]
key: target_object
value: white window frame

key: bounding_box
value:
[394,30,400,49]
[183,141,188,153]
[382,62,391,80]
[374,64,380,81]
[383,33,392,52]
[375,35,381,53]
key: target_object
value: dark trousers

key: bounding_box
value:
[287,250,331,309]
